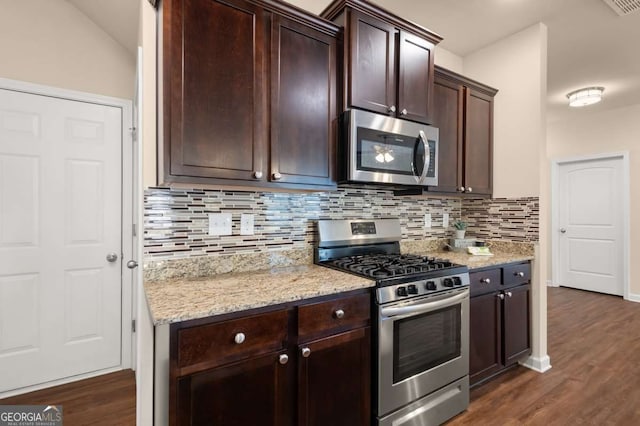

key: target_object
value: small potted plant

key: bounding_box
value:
[453,220,467,239]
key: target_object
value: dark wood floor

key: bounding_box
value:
[449,286,640,425]
[2,287,638,425]
[0,369,136,425]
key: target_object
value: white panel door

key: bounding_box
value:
[0,88,122,392]
[558,157,623,295]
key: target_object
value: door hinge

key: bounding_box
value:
[130,126,138,142]
[132,319,136,333]
[133,223,137,237]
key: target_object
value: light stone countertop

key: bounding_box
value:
[423,250,534,270]
[144,264,375,325]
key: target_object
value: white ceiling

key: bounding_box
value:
[70,0,640,122]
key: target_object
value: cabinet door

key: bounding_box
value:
[430,75,464,193]
[175,350,291,426]
[463,88,494,195]
[271,16,336,187]
[164,0,267,183]
[298,328,371,426]
[397,30,435,124]
[469,292,502,386]
[349,11,397,115]
[503,284,531,366]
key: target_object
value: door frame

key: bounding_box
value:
[550,152,630,300]
[0,77,135,388]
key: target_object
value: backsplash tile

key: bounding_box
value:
[144,187,539,261]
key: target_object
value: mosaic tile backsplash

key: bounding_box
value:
[144,186,539,260]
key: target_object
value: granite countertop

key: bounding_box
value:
[425,250,534,270]
[145,264,375,325]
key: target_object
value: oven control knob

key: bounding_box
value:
[452,277,462,286]
[396,287,408,297]
[407,284,418,294]
[425,281,437,291]
[443,278,454,288]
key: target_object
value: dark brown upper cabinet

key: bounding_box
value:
[160,0,339,190]
[322,0,441,125]
[430,66,498,196]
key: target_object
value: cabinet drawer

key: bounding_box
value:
[502,263,531,288]
[469,268,502,297]
[178,310,288,369]
[298,293,370,341]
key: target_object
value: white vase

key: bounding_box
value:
[455,230,466,239]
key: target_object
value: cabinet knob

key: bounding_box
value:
[515,271,525,277]
[480,278,491,284]
[272,172,282,180]
[388,105,396,113]
[467,187,473,193]
[506,291,513,298]
[301,347,311,358]
[279,354,289,365]
[458,186,466,192]
[497,293,505,300]
[253,171,263,179]
[334,309,345,319]
[234,333,246,344]
[400,108,408,116]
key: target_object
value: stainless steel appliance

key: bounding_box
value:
[340,109,439,186]
[316,218,469,426]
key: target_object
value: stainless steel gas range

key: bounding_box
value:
[316,218,470,426]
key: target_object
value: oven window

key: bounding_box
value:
[393,305,461,383]
[356,127,424,176]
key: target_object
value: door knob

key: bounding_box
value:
[497,293,505,300]
[301,347,311,358]
[106,253,118,262]
[388,105,396,113]
[400,108,408,116]
[253,171,263,179]
[458,186,466,192]
[334,309,345,319]
[234,333,246,344]
[560,228,567,233]
[467,187,473,193]
[279,354,289,365]
[272,172,282,180]
[127,260,139,269]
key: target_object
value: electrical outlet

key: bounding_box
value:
[442,212,449,228]
[208,213,232,236]
[424,213,432,228]
[240,213,254,235]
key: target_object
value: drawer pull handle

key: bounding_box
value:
[301,347,311,358]
[497,293,505,300]
[279,354,289,365]
[506,291,513,298]
[515,271,525,277]
[234,333,246,344]
[334,309,345,319]
[480,278,491,284]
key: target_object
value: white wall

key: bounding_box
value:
[434,46,463,74]
[547,103,640,297]
[463,23,550,370]
[0,0,135,99]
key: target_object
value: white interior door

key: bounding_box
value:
[557,157,624,296]
[0,88,123,393]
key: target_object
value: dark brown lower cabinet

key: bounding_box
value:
[469,262,531,387]
[298,328,371,426]
[176,350,291,426]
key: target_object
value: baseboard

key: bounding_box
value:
[520,355,552,373]
[546,280,559,287]
[625,293,640,303]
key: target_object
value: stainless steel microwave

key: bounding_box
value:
[340,109,438,187]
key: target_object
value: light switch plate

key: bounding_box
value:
[424,213,432,228]
[240,213,254,235]
[442,212,449,228]
[208,213,232,236]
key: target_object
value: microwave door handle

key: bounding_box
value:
[380,289,469,318]
[418,130,430,184]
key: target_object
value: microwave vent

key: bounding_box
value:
[602,0,640,15]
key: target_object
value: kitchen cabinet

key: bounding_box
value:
[321,0,441,124]
[168,290,371,425]
[469,262,531,387]
[430,66,498,195]
[160,0,338,190]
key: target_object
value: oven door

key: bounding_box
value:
[377,288,469,416]
[346,109,438,186]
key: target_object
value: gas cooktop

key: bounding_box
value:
[325,253,459,279]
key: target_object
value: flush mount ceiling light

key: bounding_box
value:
[567,87,605,107]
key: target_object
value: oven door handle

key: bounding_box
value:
[380,289,469,318]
